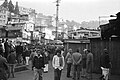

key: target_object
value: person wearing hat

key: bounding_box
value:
[100,49,111,80]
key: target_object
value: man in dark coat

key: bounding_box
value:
[100,49,111,80]
[16,42,23,64]
[0,48,9,80]
[32,49,45,80]
[4,39,11,59]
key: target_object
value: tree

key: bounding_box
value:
[1,0,8,8]
[14,2,19,15]
[8,0,14,13]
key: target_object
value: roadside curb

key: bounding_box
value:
[15,65,29,72]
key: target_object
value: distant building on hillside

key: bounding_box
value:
[68,29,100,39]
[19,6,35,15]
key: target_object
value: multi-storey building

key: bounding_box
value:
[35,13,55,40]
[68,29,100,39]
[0,6,8,27]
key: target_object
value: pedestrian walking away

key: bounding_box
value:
[86,49,93,80]
[65,48,73,78]
[81,49,87,78]
[72,49,82,80]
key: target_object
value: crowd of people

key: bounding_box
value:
[0,38,31,79]
[65,48,93,80]
[0,38,59,80]
[0,38,111,80]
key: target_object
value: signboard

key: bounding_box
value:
[7,31,22,38]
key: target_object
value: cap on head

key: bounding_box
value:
[83,49,87,52]
[104,48,108,54]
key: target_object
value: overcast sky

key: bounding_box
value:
[1,0,120,23]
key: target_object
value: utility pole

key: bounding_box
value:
[55,0,60,40]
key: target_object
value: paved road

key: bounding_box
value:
[8,62,74,80]
[8,61,120,80]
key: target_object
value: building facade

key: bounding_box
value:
[68,29,100,39]
[0,6,8,27]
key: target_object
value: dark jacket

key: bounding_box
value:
[33,55,45,69]
[4,42,9,53]
[23,50,30,57]
[0,55,8,70]
[16,45,23,54]
[0,55,8,78]
[7,52,16,64]
[100,53,111,68]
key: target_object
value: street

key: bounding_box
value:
[9,62,74,80]
[8,61,120,80]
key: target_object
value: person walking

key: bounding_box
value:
[52,49,65,80]
[29,48,37,70]
[86,49,93,80]
[32,49,45,80]
[43,49,49,73]
[0,48,9,80]
[22,46,27,65]
[100,49,111,80]
[7,50,16,78]
[72,49,82,80]
[25,47,30,65]
[65,49,73,78]
[81,49,87,78]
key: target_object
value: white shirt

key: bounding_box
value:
[1,43,5,52]
[52,55,65,70]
